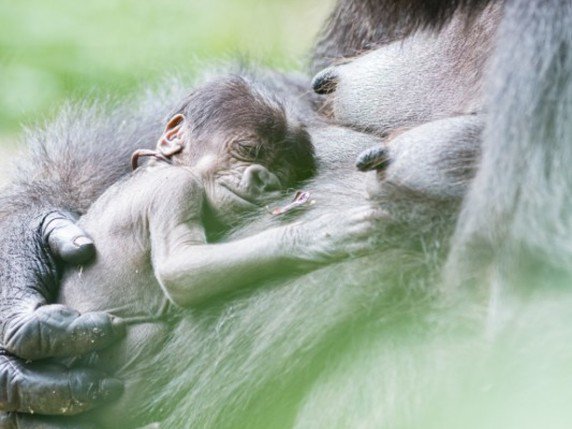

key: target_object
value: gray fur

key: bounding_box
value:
[447,0,572,286]
[310,0,493,73]
[320,4,499,134]
[377,115,483,199]
[1,0,571,427]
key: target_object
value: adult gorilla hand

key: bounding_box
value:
[0,210,125,425]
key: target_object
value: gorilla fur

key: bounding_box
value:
[1,0,572,427]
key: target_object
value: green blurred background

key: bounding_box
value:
[0,0,333,147]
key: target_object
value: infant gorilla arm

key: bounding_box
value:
[149,168,378,308]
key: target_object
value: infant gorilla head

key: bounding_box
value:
[133,74,316,225]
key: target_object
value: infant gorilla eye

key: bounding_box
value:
[233,140,264,162]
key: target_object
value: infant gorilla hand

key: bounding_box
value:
[290,206,387,265]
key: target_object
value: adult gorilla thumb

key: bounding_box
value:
[42,211,95,265]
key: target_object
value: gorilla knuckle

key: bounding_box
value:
[0,356,22,413]
[1,305,106,360]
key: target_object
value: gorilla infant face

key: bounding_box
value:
[196,128,313,226]
[162,75,316,226]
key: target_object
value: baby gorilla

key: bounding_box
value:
[63,74,316,309]
[58,72,378,427]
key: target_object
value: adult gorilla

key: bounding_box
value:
[1,0,572,428]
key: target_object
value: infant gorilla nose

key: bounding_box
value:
[242,164,282,195]
[312,67,338,95]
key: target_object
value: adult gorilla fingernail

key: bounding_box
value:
[68,237,96,264]
[111,317,127,337]
[100,378,124,400]
[74,235,93,247]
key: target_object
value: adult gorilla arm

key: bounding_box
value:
[0,95,171,423]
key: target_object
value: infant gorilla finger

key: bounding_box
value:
[2,305,125,361]
[346,206,389,228]
[0,355,122,415]
[0,413,100,429]
[42,211,95,265]
[302,206,388,262]
[344,207,390,247]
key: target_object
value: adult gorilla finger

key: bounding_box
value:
[0,354,123,415]
[41,211,95,265]
[2,305,125,361]
[0,413,99,428]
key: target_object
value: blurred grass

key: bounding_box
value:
[0,0,333,141]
